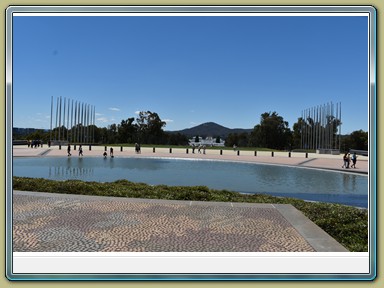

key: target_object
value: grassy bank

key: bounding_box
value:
[13,176,368,252]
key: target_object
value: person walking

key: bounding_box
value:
[342,153,348,168]
[110,147,114,157]
[135,143,141,154]
[78,145,83,157]
[346,153,351,168]
[67,144,71,156]
[351,152,357,168]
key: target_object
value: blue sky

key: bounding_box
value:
[12,14,369,134]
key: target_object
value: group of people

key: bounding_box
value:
[67,144,83,157]
[28,140,43,148]
[342,152,357,169]
[103,147,114,158]
[191,143,206,154]
[66,144,144,157]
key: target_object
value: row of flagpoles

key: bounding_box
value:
[49,96,96,144]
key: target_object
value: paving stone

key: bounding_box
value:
[13,192,318,252]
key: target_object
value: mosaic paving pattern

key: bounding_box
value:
[13,193,316,252]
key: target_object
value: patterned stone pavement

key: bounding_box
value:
[13,191,347,253]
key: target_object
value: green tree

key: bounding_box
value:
[341,130,368,151]
[105,124,118,144]
[25,130,49,143]
[117,117,136,143]
[166,132,189,146]
[136,111,166,144]
[225,132,250,148]
[292,117,305,149]
[249,112,291,150]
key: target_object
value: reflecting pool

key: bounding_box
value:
[13,157,368,208]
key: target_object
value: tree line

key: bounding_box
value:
[14,110,368,152]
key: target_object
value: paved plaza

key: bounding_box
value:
[12,145,361,252]
[13,191,347,252]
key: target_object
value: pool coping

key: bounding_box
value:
[12,146,369,175]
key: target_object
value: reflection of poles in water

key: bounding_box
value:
[53,165,94,178]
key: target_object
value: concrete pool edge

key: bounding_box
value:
[12,146,369,175]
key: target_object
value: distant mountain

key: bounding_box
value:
[168,122,253,139]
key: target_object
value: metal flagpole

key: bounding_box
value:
[63,97,66,141]
[81,102,84,143]
[55,97,59,141]
[77,102,80,143]
[339,102,342,151]
[66,98,70,142]
[50,96,53,143]
[58,96,62,142]
[87,104,91,144]
[70,99,73,143]
[91,105,95,143]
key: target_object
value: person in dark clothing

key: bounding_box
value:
[351,152,357,168]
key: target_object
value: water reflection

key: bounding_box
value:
[13,157,368,207]
[343,173,357,192]
[48,165,94,179]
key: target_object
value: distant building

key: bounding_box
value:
[188,136,225,147]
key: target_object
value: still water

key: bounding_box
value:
[13,157,368,208]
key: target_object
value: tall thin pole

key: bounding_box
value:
[70,99,73,143]
[92,105,95,143]
[87,104,91,144]
[55,97,59,141]
[339,102,342,151]
[63,97,66,141]
[75,101,78,143]
[66,98,70,141]
[92,106,96,143]
[58,96,62,142]
[50,96,53,143]
[81,103,84,143]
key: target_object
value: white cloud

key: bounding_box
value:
[134,111,141,115]
[96,117,110,123]
[95,113,103,116]
[163,119,174,123]
[109,107,120,111]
